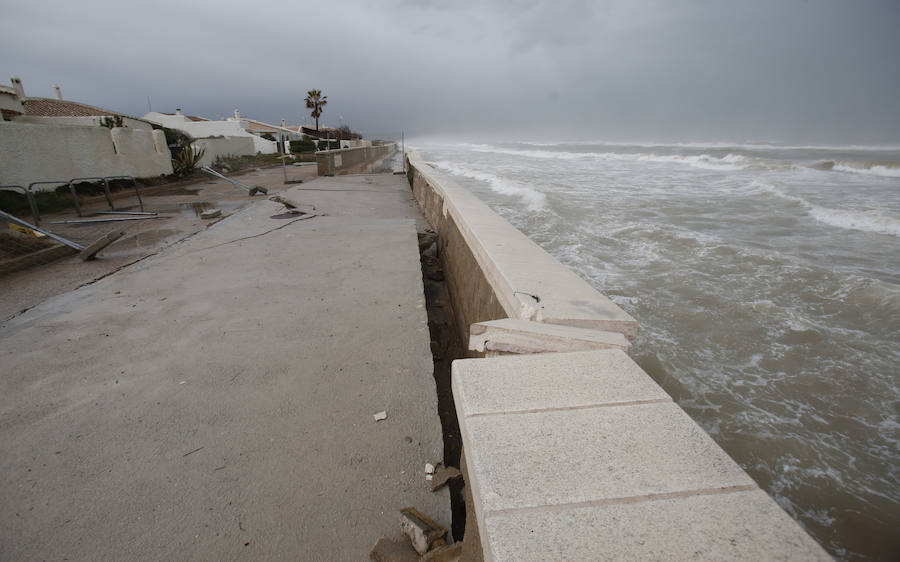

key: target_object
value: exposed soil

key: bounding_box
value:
[417,226,468,542]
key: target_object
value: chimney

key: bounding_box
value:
[234,109,241,119]
[53,84,62,100]
[175,108,183,116]
[10,76,25,100]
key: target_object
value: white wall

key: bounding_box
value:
[191,137,257,167]
[0,121,173,189]
[12,115,151,129]
[143,112,277,154]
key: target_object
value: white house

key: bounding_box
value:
[142,109,283,162]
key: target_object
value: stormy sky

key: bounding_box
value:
[2,0,899,143]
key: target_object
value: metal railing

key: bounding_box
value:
[67,176,143,216]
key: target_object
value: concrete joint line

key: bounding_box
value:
[483,484,761,518]
[465,398,672,418]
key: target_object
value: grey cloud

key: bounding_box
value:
[1,0,898,142]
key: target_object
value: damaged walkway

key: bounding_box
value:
[0,173,449,559]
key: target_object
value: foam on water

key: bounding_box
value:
[431,160,547,210]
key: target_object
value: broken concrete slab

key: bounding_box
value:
[79,230,125,261]
[399,507,448,555]
[421,542,463,562]
[431,465,462,492]
[469,318,631,356]
[369,537,419,562]
[199,209,221,219]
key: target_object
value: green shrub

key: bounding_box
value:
[172,144,206,177]
[290,137,317,153]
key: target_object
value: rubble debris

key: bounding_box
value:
[430,465,462,492]
[420,542,462,562]
[79,230,125,261]
[399,507,448,555]
[268,195,300,209]
[369,537,419,562]
[374,411,388,422]
[200,209,221,219]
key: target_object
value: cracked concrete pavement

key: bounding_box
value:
[0,171,449,560]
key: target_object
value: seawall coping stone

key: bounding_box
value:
[452,351,830,560]
[408,152,638,339]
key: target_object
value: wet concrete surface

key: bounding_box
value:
[0,170,450,560]
[0,166,318,320]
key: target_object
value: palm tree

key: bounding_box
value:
[305,89,327,132]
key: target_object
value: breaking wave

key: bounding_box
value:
[468,145,754,170]
[749,180,900,237]
[809,160,900,177]
[430,160,547,210]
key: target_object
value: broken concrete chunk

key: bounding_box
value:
[200,209,221,219]
[79,230,125,261]
[420,542,462,562]
[469,318,632,356]
[399,507,448,555]
[368,537,419,562]
[373,411,388,421]
[430,465,462,492]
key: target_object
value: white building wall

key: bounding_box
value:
[143,112,277,155]
[191,137,257,167]
[12,115,151,129]
[0,121,173,189]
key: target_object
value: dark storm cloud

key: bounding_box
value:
[2,0,898,142]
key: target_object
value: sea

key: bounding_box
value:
[415,140,900,561]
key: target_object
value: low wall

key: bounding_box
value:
[0,122,172,189]
[316,143,397,176]
[405,151,830,560]
[191,136,257,167]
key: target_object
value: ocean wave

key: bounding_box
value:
[468,145,756,170]
[749,180,900,237]
[517,140,900,152]
[430,160,547,210]
[808,160,900,177]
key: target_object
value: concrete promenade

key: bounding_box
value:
[0,172,449,559]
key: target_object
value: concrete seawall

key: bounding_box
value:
[316,143,397,176]
[405,151,830,560]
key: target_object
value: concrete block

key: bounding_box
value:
[460,402,755,512]
[469,318,631,355]
[452,349,669,416]
[483,489,831,561]
[369,537,419,562]
[79,230,125,261]
[399,507,448,555]
[421,542,462,561]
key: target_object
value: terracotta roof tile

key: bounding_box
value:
[22,98,129,118]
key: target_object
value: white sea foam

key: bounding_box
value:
[468,144,756,170]
[748,180,900,237]
[832,163,900,178]
[431,160,547,210]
